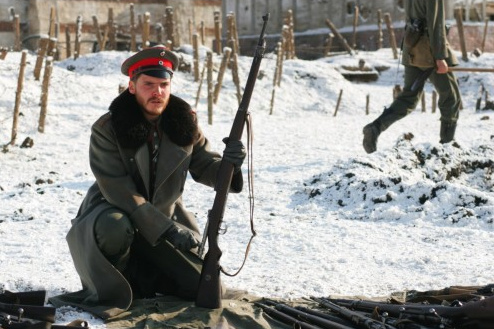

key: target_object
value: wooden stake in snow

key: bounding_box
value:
[214,11,222,55]
[432,91,437,113]
[142,12,151,49]
[34,37,49,80]
[13,14,21,51]
[65,27,71,58]
[366,94,370,115]
[270,42,284,115]
[334,89,343,117]
[213,47,231,104]
[376,10,383,50]
[383,13,398,59]
[325,18,353,55]
[206,51,214,125]
[92,16,103,52]
[454,7,468,62]
[74,16,82,59]
[352,5,359,50]
[481,18,489,54]
[11,50,28,145]
[194,57,207,109]
[192,34,200,81]
[38,57,54,133]
[130,3,137,52]
[164,7,176,48]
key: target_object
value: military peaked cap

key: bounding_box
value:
[121,45,179,79]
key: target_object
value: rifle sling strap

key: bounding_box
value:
[221,112,256,277]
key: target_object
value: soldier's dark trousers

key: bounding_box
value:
[373,65,461,137]
[94,207,202,300]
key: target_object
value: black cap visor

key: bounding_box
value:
[132,66,173,79]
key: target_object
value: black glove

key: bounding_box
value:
[222,137,246,173]
[165,225,199,251]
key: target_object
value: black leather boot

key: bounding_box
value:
[362,122,381,153]
[440,121,456,144]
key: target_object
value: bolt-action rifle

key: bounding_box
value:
[195,13,269,309]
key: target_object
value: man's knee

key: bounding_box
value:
[94,208,135,257]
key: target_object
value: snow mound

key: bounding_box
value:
[300,134,494,226]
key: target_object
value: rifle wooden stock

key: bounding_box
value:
[0,301,56,323]
[195,13,269,309]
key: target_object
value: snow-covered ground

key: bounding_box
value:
[1,41,493,327]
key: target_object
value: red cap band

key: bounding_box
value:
[128,58,173,79]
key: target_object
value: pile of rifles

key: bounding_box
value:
[256,284,494,329]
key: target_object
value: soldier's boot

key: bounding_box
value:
[439,121,457,144]
[362,122,381,154]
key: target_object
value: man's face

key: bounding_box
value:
[129,74,171,121]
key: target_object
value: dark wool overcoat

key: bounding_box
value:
[49,91,242,319]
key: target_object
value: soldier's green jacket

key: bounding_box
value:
[49,91,242,319]
[402,0,458,67]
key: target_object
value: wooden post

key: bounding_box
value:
[92,16,103,51]
[365,94,370,115]
[188,18,193,45]
[421,92,426,112]
[325,18,354,55]
[0,48,7,60]
[155,23,164,44]
[34,37,49,80]
[192,34,200,81]
[481,18,489,53]
[454,7,468,62]
[352,5,359,50]
[11,50,28,145]
[74,15,82,59]
[48,7,56,38]
[165,6,175,48]
[65,27,71,58]
[384,13,398,59]
[107,8,116,50]
[432,91,437,113]
[13,15,21,51]
[231,52,241,104]
[200,21,205,45]
[206,51,213,125]
[285,10,295,59]
[377,9,383,50]
[194,57,208,108]
[213,47,232,104]
[270,42,283,115]
[324,33,334,57]
[142,12,150,49]
[214,11,222,55]
[38,57,54,133]
[334,89,343,116]
[130,3,137,52]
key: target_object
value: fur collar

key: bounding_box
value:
[109,90,199,148]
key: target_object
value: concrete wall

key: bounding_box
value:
[1,0,221,57]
